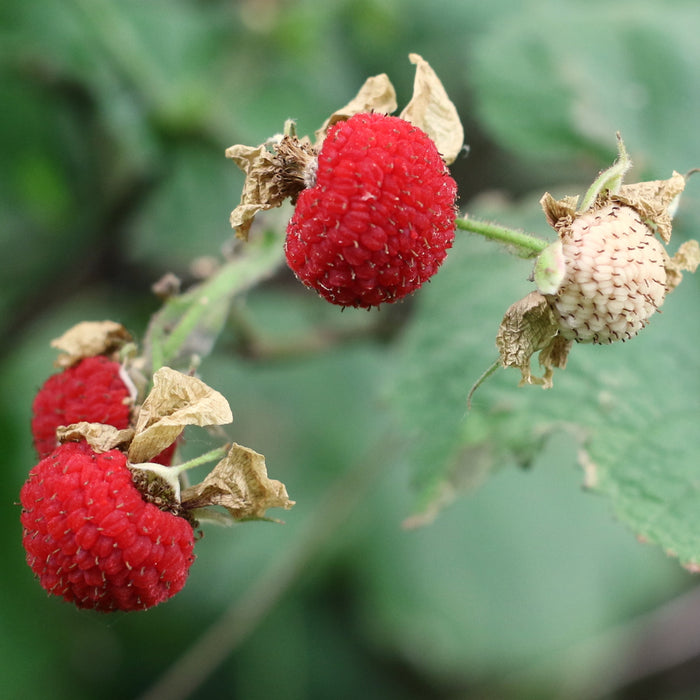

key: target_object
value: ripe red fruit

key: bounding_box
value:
[285,112,457,308]
[20,441,195,612]
[31,356,132,459]
[31,355,178,465]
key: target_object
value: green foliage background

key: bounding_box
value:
[2,0,700,698]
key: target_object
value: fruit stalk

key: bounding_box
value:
[455,216,549,258]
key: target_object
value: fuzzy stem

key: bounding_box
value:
[170,445,230,475]
[146,231,285,374]
[455,216,549,258]
[466,358,502,412]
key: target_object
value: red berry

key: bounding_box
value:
[31,356,178,465]
[20,441,195,612]
[285,113,457,308]
[31,356,132,459]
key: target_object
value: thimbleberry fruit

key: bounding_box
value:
[546,203,667,343]
[20,441,195,612]
[285,112,457,308]
[31,356,132,459]
[31,355,178,465]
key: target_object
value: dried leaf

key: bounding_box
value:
[226,143,286,240]
[315,73,398,145]
[613,171,686,243]
[540,192,578,229]
[496,291,561,386]
[181,443,294,520]
[128,367,233,464]
[665,239,700,291]
[51,321,132,368]
[57,422,134,453]
[399,53,464,165]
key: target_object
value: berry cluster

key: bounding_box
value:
[20,344,194,612]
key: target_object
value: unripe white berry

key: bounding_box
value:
[546,203,667,343]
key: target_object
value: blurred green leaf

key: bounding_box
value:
[470,0,700,170]
[126,143,240,270]
[354,431,685,685]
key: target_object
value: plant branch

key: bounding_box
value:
[144,231,286,374]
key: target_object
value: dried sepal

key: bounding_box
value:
[51,321,132,368]
[56,422,135,453]
[496,291,565,387]
[613,171,686,243]
[225,142,288,241]
[181,442,294,521]
[665,239,700,292]
[540,192,578,229]
[128,367,233,464]
[399,53,464,165]
[314,73,398,145]
[152,272,182,300]
[537,335,573,378]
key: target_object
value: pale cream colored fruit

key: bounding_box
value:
[546,203,667,343]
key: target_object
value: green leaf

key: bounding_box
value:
[355,433,685,683]
[470,1,700,169]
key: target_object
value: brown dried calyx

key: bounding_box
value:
[127,368,293,522]
[58,367,294,523]
[51,320,132,368]
[496,135,699,388]
[225,53,465,241]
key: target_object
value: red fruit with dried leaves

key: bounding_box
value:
[31,355,177,465]
[285,112,457,308]
[31,356,132,459]
[20,441,195,612]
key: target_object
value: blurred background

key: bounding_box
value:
[3,0,700,698]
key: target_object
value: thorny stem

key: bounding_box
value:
[455,216,549,258]
[137,434,395,700]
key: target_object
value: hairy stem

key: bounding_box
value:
[145,231,285,374]
[455,216,549,258]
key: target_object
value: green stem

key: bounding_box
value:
[466,358,501,412]
[130,445,230,502]
[146,231,286,374]
[171,445,230,475]
[455,216,549,258]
